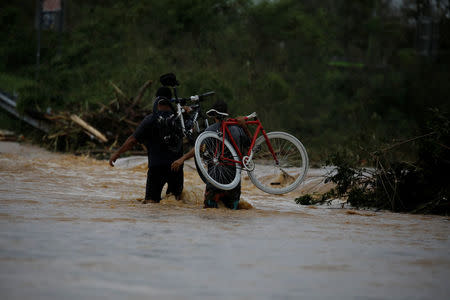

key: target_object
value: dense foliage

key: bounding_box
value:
[0,0,449,162]
[297,109,449,215]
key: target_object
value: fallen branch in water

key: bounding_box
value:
[26,79,154,152]
[70,114,108,143]
[0,129,16,141]
[109,81,126,99]
[132,80,153,107]
[374,132,435,154]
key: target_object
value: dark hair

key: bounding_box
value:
[212,100,228,114]
[155,86,172,99]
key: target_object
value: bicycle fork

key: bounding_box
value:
[261,128,279,166]
[176,103,186,133]
[248,125,280,166]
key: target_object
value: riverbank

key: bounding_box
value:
[1,141,449,299]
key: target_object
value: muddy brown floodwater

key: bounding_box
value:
[0,141,449,300]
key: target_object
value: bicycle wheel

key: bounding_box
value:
[248,132,308,194]
[194,156,207,184]
[194,131,241,190]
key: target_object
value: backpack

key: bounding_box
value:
[154,112,183,153]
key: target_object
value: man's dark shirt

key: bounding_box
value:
[133,114,183,167]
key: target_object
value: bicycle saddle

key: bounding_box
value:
[206,109,229,119]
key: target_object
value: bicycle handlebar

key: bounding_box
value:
[199,91,215,99]
[190,91,215,102]
[171,91,215,104]
[227,112,257,122]
[245,112,258,120]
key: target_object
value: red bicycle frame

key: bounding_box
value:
[217,116,279,166]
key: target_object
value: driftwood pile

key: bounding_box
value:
[43,80,154,154]
[0,129,16,141]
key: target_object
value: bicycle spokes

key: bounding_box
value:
[248,132,308,194]
[197,134,239,186]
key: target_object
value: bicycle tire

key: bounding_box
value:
[247,131,309,194]
[194,156,207,184]
[194,131,241,190]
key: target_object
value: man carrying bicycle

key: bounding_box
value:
[171,100,251,209]
[109,86,187,203]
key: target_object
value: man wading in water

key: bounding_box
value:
[171,100,251,209]
[109,86,188,203]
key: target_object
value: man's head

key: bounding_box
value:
[155,86,172,99]
[210,100,228,123]
[154,87,173,112]
[156,98,173,112]
[212,100,228,114]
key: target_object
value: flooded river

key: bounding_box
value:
[0,141,449,299]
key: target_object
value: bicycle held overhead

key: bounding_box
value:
[159,73,215,141]
[161,73,309,196]
[195,109,309,195]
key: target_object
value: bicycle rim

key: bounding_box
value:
[248,132,308,194]
[194,131,241,190]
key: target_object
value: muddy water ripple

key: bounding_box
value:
[0,141,449,299]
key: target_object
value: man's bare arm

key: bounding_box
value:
[109,135,138,167]
[236,116,252,139]
[171,147,195,171]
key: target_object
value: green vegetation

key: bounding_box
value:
[0,73,35,95]
[0,1,449,166]
[297,109,450,215]
[327,61,365,68]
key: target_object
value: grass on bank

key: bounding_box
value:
[0,72,35,96]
